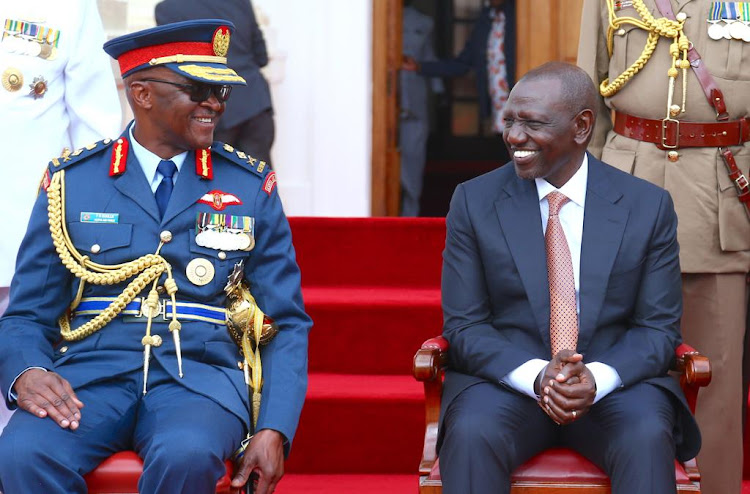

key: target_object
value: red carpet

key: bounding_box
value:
[276,217,445,492]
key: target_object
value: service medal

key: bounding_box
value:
[38,43,52,59]
[26,41,41,57]
[186,258,215,286]
[708,21,725,39]
[729,19,746,38]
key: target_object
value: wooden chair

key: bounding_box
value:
[413,336,711,494]
[84,451,234,494]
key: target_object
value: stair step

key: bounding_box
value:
[304,286,442,374]
[291,217,445,287]
[277,474,418,494]
[286,374,425,474]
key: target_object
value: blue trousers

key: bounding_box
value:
[0,360,245,494]
[439,381,678,494]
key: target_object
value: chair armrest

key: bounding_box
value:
[413,336,448,382]
[414,335,449,475]
[673,343,712,415]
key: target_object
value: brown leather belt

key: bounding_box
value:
[613,111,750,150]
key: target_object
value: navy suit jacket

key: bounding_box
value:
[440,155,700,462]
[0,125,310,452]
[155,0,273,130]
[419,3,516,119]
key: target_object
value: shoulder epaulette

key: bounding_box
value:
[212,142,269,177]
[48,138,114,171]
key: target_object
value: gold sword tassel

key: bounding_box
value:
[140,286,163,394]
[163,265,183,378]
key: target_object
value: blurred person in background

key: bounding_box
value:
[399,2,443,216]
[402,0,516,136]
[0,0,121,434]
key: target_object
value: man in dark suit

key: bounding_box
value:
[0,20,309,494]
[155,0,275,167]
[438,62,700,494]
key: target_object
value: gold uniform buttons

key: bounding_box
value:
[218,251,227,260]
[60,346,68,354]
[616,28,626,36]
[676,12,687,22]
[667,151,679,162]
[160,230,173,243]
[237,361,244,370]
[156,285,165,294]
[90,244,101,254]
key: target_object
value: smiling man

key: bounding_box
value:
[0,20,310,494]
[438,62,700,494]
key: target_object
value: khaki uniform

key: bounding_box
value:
[578,1,750,493]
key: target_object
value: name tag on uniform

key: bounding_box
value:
[80,212,119,224]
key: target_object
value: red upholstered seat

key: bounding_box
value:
[84,451,234,494]
[425,452,697,491]
[414,337,710,494]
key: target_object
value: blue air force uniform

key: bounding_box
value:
[0,19,310,494]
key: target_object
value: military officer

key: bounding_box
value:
[578,1,750,493]
[0,20,311,494]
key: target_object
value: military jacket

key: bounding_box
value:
[0,126,311,449]
[578,0,750,273]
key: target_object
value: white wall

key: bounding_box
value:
[99,0,373,217]
[254,0,372,216]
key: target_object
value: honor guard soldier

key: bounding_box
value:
[0,19,311,494]
[578,1,750,493]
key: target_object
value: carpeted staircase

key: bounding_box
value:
[277,217,446,493]
[277,216,750,493]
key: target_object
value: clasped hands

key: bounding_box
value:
[535,350,597,425]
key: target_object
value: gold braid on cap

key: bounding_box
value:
[600,0,691,108]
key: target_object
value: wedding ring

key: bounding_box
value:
[572,410,578,419]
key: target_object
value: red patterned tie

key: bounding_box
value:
[546,191,578,357]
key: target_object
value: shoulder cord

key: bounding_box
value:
[601,0,691,116]
[48,169,184,387]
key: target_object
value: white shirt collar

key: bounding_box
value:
[534,153,588,209]
[128,124,187,186]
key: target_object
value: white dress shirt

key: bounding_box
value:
[128,125,186,191]
[501,155,622,403]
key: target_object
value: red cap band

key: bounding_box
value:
[117,41,214,76]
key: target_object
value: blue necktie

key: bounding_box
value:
[155,159,177,218]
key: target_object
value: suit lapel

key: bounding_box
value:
[114,150,160,223]
[577,157,629,352]
[161,151,211,226]
[495,175,551,347]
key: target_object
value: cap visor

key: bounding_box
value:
[166,62,246,85]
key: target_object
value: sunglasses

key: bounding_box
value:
[139,78,232,103]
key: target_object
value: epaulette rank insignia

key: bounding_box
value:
[50,138,112,171]
[213,143,267,177]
